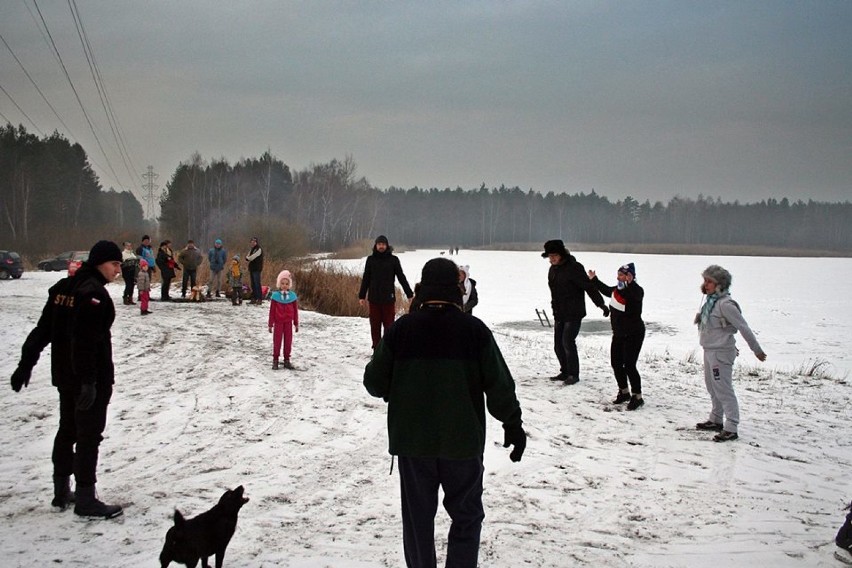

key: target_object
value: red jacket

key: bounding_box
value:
[268,291,299,327]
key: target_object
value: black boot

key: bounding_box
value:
[51,475,74,510]
[74,485,123,519]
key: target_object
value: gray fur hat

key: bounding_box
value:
[702,265,732,291]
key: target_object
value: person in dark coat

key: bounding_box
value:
[358,235,414,349]
[589,262,646,410]
[245,236,264,305]
[155,240,178,301]
[364,257,526,568]
[10,240,125,519]
[543,239,608,385]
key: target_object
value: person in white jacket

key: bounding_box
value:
[694,265,767,442]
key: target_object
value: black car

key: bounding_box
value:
[0,250,24,279]
[38,250,88,272]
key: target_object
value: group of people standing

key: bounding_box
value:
[116,235,267,312]
[9,233,767,568]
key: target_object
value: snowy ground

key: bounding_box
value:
[0,267,850,567]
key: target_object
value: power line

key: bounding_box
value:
[31,0,127,191]
[67,0,142,200]
[0,80,44,135]
[0,31,79,141]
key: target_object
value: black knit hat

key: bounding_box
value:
[417,258,462,306]
[541,239,569,258]
[88,240,122,267]
[375,235,389,245]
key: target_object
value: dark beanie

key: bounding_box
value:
[88,240,122,267]
[375,235,389,245]
[417,258,462,306]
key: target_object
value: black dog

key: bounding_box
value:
[160,485,249,568]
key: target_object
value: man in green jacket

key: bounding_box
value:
[364,257,526,568]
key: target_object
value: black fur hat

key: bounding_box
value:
[541,239,569,258]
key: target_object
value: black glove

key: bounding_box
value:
[502,423,527,463]
[11,365,32,392]
[76,383,97,411]
[601,305,610,317]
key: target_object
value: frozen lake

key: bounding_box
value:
[332,248,852,379]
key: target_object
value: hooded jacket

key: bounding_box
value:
[17,264,116,391]
[698,293,764,354]
[358,244,414,304]
[548,253,606,321]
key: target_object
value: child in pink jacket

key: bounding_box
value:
[268,270,299,370]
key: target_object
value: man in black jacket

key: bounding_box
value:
[358,235,414,348]
[543,239,608,385]
[10,240,124,519]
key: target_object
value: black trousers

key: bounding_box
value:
[611,328,645,394]
[398,455,484,568]
[52,384,113,487]
[161,276,173,300]
[554,320,582,378]
[121,266,136,299]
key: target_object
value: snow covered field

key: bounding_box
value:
[0,250,850,567]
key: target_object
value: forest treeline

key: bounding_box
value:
[3,125,850,256]
[158,153,851,254]
[0,125,145,255]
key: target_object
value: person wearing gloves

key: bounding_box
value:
[589,262,646,410]
[695,265,767,442]
[458,264,478,314]
[268,269,299,370]
[542,239,608,385]
[364,257,526,568]
[10,240,125,519]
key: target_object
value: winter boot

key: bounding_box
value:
[51,475,74,510]
[626,394,645,411]
[272,360,279,370]
[612,390,631,404]
[283,359,294,370]
[562,375,579,386]
[73,485,123,519]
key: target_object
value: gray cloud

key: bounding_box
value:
[1,0,849,206]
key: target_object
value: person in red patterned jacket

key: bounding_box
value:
[268,269,299,370]
[589,262,646,410]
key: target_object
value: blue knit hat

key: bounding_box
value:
[618,262,636,277]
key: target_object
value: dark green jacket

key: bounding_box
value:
[363,303,522,459]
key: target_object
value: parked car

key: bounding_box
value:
[67,251,88,276]
[0,250,24,279]
[38,251,88,272]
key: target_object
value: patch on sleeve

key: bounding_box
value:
[89,297,101,306]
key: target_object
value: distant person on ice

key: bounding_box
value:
[10,240,125,519]
[358,235,414,349]
[364,257,526,568]
[268,269,299,370]
[542,239,608,385]
[589,262,646,410]
[694,264,767,442]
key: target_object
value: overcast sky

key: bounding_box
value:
[2,1,850,210]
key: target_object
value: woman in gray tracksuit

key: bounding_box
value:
[695,265,767,442]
